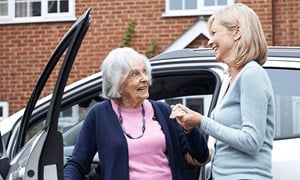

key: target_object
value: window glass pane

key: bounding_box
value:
[204,0,228,6]
[185,0,197,10]
[165,98,182,105]
[266,68,300,139]
[217,0,227,6]
[60,0,69,12]
[204,0,215,6]
[293,97,300,133]
[61,107,72,117]
[186,98,204,114]
[58,106,78,132]
[0,106,3,116]
[25,120,45,142]
[15,1,41,17]
[48,0,58,13]
[0,1,8,16]
[15,2,27,17]
[169,0,182,10]
[30,2,41,16]
[62,98,100,144]
[165,97,206,114]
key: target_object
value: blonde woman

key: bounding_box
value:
[171,3,275,180]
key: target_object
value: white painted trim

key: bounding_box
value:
[44,164,58,180]
[0,101,9,121]
[0,0,76,25]
[163,18,210,53]
[163,0,234,17]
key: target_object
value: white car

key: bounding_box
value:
[0,8,299,179]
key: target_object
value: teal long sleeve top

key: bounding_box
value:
[201,61,275,180]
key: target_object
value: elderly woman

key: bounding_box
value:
[170,3,275,180]
[64,47,209,180]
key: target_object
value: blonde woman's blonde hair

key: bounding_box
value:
[208,3,268,67]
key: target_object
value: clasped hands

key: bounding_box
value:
[170,103,203,133]
[170,104,209,166]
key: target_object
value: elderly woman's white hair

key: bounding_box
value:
[101,47,152,99]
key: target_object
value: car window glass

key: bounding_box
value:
[23,97,100,146]
[25,121,45,142]
[58,105,83,133]
[164,95,212,116]
[266,68,300,139]
[61,98,102,146]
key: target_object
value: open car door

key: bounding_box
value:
[1,9,91,180]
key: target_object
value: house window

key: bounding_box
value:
[163,0,234,17]
[15,0,41,17]
[48,0,69,13]
[0,0,75,24]
[0,101,9,121]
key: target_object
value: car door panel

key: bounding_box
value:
[2,8,91,180]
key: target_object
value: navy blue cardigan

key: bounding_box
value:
[64,100,209,180]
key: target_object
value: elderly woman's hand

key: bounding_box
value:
[184,151,212,166]
[170,104,203,132]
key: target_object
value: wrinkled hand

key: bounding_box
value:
[184,153,211,166]
[170,104,203,132]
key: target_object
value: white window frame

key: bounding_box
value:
[292,96,300,134]
[0,101,9,121]
[0,0,76,25]
[163,0,234,17]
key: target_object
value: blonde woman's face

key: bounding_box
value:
[208,20,236,63]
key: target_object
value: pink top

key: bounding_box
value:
[111,99,172,180]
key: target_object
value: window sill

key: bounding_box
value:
[0,16,77,25]
[162,5,231,18]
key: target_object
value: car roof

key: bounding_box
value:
[268,46,300,58]
[151,46,300,61]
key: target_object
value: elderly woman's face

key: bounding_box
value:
[208,20,236,62]
[119,60,150,104]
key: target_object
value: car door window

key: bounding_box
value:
[164,95,212,116]
[62,97,103,146]
[150,69,221,116]
[266,68,300,139]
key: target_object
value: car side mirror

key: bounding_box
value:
[0,131,10,179]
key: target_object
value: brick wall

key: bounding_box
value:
[272,0,300,45]
[0,0,299,115]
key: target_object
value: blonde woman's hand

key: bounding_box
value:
[170,104,203,132]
